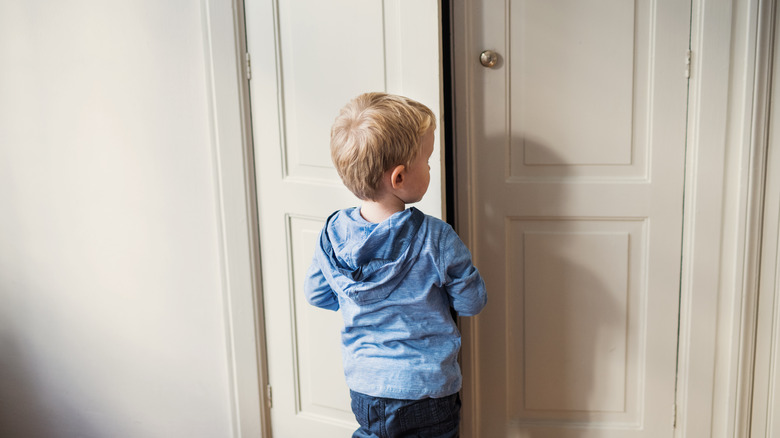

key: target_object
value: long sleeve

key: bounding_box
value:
[304,258,340,311]
[440,228,487,316]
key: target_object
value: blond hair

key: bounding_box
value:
[330,92,436,200]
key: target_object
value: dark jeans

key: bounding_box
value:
[349,390,461,438]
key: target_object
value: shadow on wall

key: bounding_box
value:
[507,251,624,437]
[0,334,97,437]
[515,141,626,437]
[474,132,629,437]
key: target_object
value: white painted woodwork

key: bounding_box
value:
[202,0,268,435]
[512,224,637,415]
[454,0,690,436]
[672,0,738,435]
[245,1,443,436]
[750,2,780,435]
[672,0,775,436]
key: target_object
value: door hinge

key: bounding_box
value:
[685,50,692,79]
[266,384,272,408]
[246,52,252,80]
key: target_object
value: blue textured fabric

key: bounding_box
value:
[304,207,487,399]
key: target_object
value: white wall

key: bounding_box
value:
[0,2,234,437]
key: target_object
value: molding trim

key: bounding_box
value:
[738,0,778,435]
[202,0,270,437]
[674,0,737,435]
[451,0,478,435]
[676,0,775,436]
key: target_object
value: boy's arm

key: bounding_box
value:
[304,260,340,311]
[441,228,487,316]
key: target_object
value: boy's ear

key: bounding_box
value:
[390,164,406,190]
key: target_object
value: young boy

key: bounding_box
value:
[304,92,487,438]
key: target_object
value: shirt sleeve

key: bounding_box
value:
[440,227,487,316]
[304,258,340,311]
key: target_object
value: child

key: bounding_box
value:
[304,92,487,438]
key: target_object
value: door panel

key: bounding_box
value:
[507,219,643,423]
[245,1,443,436]
[455,0,690,436]
[512,0,636,169]
[289,216,353,424]
[508,0,651,180]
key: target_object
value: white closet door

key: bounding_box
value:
[245,1,443,436]
[454,0,691,436]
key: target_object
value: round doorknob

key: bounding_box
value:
[480,50,499,68]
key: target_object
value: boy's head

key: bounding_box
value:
[330,92,436,200]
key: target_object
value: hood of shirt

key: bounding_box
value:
[313,207,425,306]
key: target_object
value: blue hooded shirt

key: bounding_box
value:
[304,207,487,399]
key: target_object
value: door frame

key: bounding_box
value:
[204,0,773,436]
[675,0,776,436]
[741,0,780,435]
[201,0,271,437]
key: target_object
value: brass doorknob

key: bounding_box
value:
[480,50,498,68]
